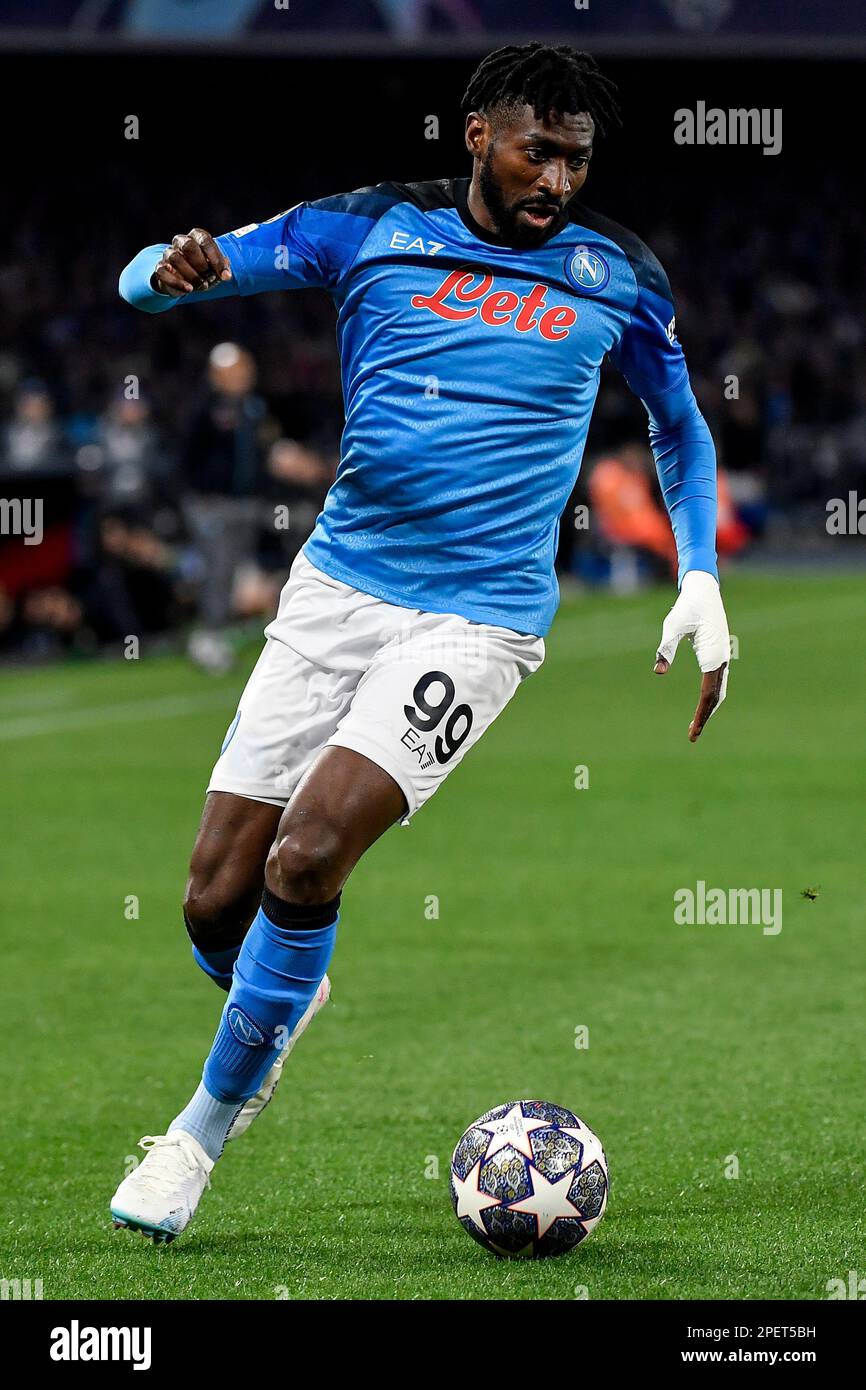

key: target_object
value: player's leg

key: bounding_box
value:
[181,788,336,1123]
[264,744,406,903]
[182,601,361,990]
[186,747,405,1140]
[111,751,400,1242]
[109,748,403,1239]
[168,746,405,1159]
[182,790,282,990]
[171,613,544,1192]
[110,606,364,1238]
[182,786,335,1126]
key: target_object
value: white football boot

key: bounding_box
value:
[226,973,331,1141]
[110,1132,214,1244]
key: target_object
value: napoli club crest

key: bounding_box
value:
[565,245,610,295]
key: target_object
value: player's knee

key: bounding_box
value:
[266,821,343,905]
[182,872,255,950]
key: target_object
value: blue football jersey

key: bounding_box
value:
[119,178,718,636]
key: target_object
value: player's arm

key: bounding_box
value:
[609,255,730,742]
[118,202,345,314]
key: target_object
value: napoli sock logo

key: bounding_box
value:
[227,1006,266,1047]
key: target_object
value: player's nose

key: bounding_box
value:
[536,162,570,202]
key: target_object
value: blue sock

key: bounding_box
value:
[170,890,339,1160]
[192,943,239,992]
[202,893,338,1103]
[184,910,243,992]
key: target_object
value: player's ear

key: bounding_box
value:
[464,111,489,158]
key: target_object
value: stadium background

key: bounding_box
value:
[3,9,866,658]
[1,2,864,1303]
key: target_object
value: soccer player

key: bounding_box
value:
[110,43,730,1240]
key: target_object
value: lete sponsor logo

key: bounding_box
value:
[411,268,578,340]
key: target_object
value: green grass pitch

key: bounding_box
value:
[1,571,863,1300]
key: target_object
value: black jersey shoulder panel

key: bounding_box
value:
[311,180,456,223]
[386,178,458,211]
[568,201,673,302]
[310,184,407,220]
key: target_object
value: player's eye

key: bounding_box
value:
[569,157,589,170]
[525,148,546,162]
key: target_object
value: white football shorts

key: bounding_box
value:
[208,551,545,821]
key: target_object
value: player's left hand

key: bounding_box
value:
[653,570,730,742]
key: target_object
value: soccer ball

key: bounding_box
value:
[450,1099,608,1258]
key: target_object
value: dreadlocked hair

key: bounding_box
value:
[461,43,620,136]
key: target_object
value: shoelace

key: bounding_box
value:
[135,1134,210,1197]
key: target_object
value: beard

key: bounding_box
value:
[478,149,565,248]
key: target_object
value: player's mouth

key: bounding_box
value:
[517,202,561,230]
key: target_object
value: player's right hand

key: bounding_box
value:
[151,229,232,297]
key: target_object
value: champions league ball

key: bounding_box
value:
[450,1100,608,1258]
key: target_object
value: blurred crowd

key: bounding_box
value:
[0,333,337,668]
[1,166,864,662]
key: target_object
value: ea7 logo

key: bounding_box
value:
[389,231,445,255]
